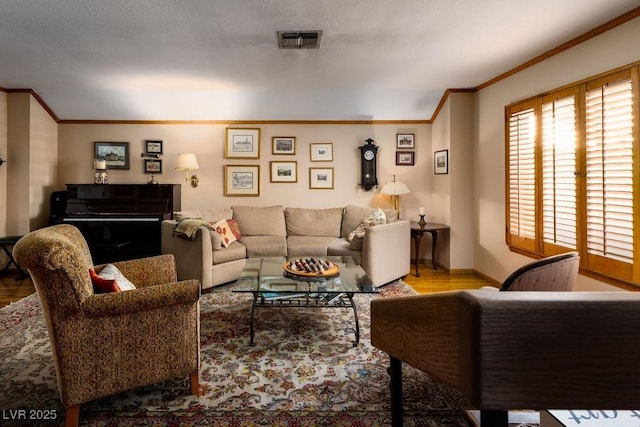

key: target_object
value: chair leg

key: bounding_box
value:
[65,405,79,427]
[480,410,508,427]
[190,371,199,395]
[389,356,403,427]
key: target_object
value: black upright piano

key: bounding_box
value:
[60,184,181,264]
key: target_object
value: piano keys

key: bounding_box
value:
[60,184,181,264]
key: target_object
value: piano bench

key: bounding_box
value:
[0,236,29,279]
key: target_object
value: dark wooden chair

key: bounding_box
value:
[371,289,640,427]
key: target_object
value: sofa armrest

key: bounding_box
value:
[161,220,213,288]
[361,219,411,286]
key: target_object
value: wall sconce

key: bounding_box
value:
[0,156,4,167]
[175,153,199,188]
[380,174,411,218]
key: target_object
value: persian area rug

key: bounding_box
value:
[0,281,538,426]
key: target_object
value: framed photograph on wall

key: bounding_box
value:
[309,167,334,189]
[310,143,333,161]
[144,140,163,155]
[225,128,261,159]
[272,137,296,155]
[270,161,298,183]
[396,151,415,166]
[224,165,260,196]
[434,149,449,175]
[144,159,162,174]
[397,134,415,149]
[94,142,130,170]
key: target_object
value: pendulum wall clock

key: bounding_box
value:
[359,138,378,191]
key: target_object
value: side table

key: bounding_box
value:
[409,222,450,276]
[0,235,29,279]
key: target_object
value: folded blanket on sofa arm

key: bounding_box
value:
[173,218,213,240]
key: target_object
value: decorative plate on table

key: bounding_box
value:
[283,258,340,277]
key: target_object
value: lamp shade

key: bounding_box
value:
[175,153,199,170]
[380,178,411,195]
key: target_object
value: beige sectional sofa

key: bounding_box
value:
[161,204,411,290]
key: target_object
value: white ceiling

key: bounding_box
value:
[1,0,638,121]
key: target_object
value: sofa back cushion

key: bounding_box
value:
[341,204,398,237]
[285,207,343,237]
[232,205,286,236]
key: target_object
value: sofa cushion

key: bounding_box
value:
[232,205,286,236]
[240,235,287,257]
[285,207,343,237]
[327,238,362,265]
[174,208,232,223]
[212,241,247,265]
[287,236,338,256]
[341,204,398,238]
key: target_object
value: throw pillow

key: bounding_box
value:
[89,268,120,293]
[212,218,237,248]
[96,264,137,291]
[347,208,387,248]
[227,218,242,240]
[209,230,223,250]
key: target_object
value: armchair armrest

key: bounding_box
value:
[82,279,200,318]
[361,219,411,286]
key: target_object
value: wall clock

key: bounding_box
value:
[359,138,378,191]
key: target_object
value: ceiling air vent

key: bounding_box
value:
[277,31,322,49]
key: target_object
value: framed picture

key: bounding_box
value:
[310,143,333,162]
[145,140,163,155]
[225,128,260,159]
[224,165,260,196]
[396,151,415,166]
[434,149,449,175]
[94,142,130,170]
[144,159,162,174]
[272,137,296,155]
[397,134,415,149]
[309,167,334,189]
[270,161,298,183]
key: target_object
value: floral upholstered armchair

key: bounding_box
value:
[13,224,201,427]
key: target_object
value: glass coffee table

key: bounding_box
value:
[233,256,379,346]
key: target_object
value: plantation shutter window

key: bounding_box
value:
[506,103,537,252]
[505,65,639,287]
[584,73,634,280]
[542,92,578,253]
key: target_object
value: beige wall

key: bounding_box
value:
[474,16,640,291]
[4,93,58,236]
[59,122,437,258]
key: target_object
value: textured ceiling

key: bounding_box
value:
[1,0,639,121]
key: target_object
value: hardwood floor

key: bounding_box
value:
[0,270,36,308]
[404,263,494,293]
[0,263,494,308]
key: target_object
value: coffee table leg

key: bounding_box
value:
[250,295,257,346]
[347,293,360,347]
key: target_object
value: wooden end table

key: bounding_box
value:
[409,222,450,276]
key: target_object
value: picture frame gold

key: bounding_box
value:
[270,161,298,183]
[272,137,296,155]
[225,128,261,159]
[309,167,334,189]
[310,143,333,162]
[224,165,260,196]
